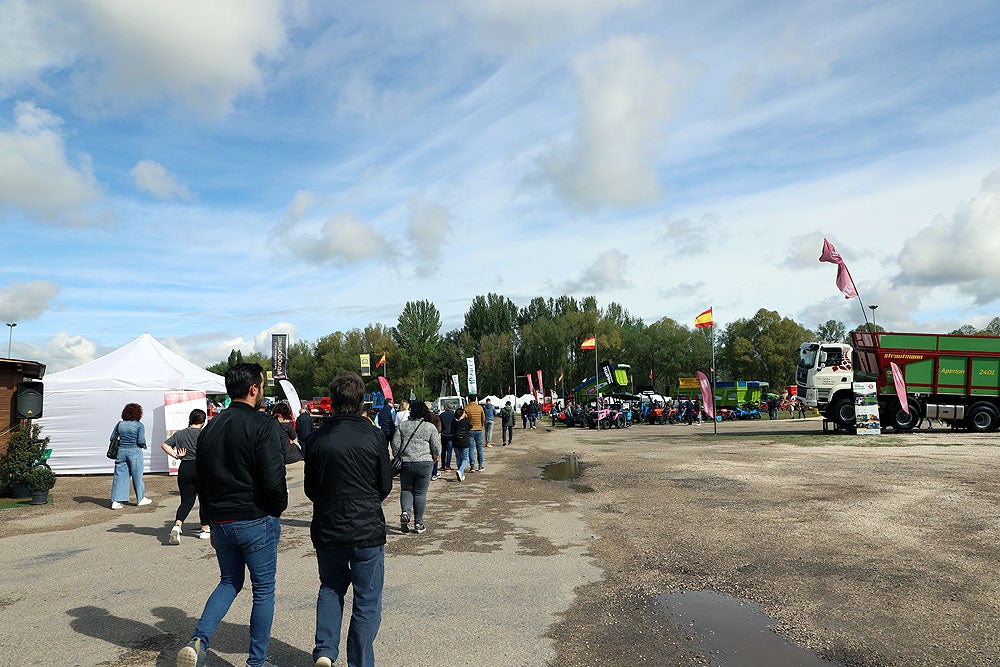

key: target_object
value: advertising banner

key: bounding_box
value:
[164,391,207,475]
[536,370,544,399]
[853,382,881,434]
[527,373,536,400]
[279,379,301,418]
[271,333,289,379]
[451,374,461,397]
[378,376,394,402]
[360,353,371,377]
[696,371,715,419]
[466,357,478,396]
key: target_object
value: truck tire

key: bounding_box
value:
[828,395,855,427]
[966,403,999,433]
[887,398,920,431]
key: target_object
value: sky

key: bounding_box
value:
[1,0,999,373]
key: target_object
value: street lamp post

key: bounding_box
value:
[869,304,878,331]
[5,322,16,358]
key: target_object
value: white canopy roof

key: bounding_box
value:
[40,334,226,474]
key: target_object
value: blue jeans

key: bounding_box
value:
[441,435,453,467]
[399,461,433,524]
[192,515,281,666]
[111,447,145,502]
[454,447,470,474]
[315,545,384,667]
[469,430,484,467]
[529,413,537,427]
[484,421,495,443]
[502,424,514,444]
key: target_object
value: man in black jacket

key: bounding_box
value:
[306,371,392,667]
[178,363,288,667]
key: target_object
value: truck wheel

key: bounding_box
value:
[887,398,920,431]
[828,396,855,427]
[967,403,999,433]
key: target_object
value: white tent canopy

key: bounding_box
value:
[39,333,226,475]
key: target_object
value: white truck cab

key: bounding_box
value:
[797,342,855,424]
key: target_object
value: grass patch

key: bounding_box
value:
[0,495,52,509]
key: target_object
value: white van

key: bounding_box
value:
[433,395,466,413]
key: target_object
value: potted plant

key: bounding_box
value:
[25,465,55,505]
[1,422,50,498]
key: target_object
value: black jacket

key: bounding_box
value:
[196,401,288,522]
[305,414,393,549]
[452,417,471,449]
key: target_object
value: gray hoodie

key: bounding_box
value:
[391,419,441,463]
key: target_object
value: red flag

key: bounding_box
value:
[527,373,536,400]
[580,336,596,350]
[696,371,714,419]
[890,362,909,415]
[537,370,544,398]
[819,238,858,299]
[378,376,393,402]
[649,369,654,380]
[694,308,713,329]
[375,353,386,368]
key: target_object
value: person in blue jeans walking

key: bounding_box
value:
[110,402,152,509]
[177,363,288,667]
[451,408,471,481]
[305,371,393,667]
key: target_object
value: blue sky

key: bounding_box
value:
[1,0,999,372]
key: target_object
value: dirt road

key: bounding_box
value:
[2,417,998,666]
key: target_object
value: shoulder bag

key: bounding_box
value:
[106,422,121,459]
[390,419,424,477]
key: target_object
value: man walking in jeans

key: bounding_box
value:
[306,371,393,667]
[464,394,486,471]
[178,363,288,667]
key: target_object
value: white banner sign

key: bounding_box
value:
[466,357,478,396]
[452,374,461,396]
[853,382,881,435]
[164,391,207,475]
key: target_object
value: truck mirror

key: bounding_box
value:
[818,351,827,367]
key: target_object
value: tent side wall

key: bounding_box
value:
[41,387,179,475]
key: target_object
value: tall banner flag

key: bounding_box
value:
[536,370,544,399]
[466,357,478,395]
[696,371,715,419]
[819,238,859,299]
[271,333,289,379]
[360,353,371,376]
[452,374,461,396]
[278,379,302,421]
[378,376,394,402]
[694,308,713,329]
[889,362,909,415]
[580,335,596,350]
[375,353,386,368]
[527,373,536,400]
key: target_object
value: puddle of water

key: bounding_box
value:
[659,590,841,667]
[542,454,581,481]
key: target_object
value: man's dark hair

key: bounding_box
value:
[189,408,207,426]
[329,371,365,415]
[409,400,430,421]
[225,362,264,399]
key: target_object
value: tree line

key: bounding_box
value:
[206,295,1000,402]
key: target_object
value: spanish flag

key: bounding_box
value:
[694,308,713,329]
[375,353,386,368]
[580,336,596,350]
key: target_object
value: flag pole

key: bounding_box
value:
[711,322,717,435]
[595,335,600,406]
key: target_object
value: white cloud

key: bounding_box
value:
[1,0,286,115]
[130,159,195,200]
[14,332,99,373]
[560,248,630,293]
[287,212,385,266]
[661,213,721,257]
[895,170,1000,305]
[162,322,299,369]
[0,102,104,226]
[0,280,60,321]
[541,34,684,209]
[285,190,317,221]
[406,195,452,275]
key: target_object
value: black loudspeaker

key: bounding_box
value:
[16,382,43,419]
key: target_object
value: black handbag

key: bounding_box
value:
[390,419,423,477]
[106,422,121,459]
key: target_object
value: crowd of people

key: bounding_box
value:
[106,365,544,667]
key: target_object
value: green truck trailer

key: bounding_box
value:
[674,379,768,407]
[798,330,1000,431]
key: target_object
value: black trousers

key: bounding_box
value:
[175,459,208,525]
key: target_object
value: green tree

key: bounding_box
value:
[815,319,847,343]
[719,309,813,389]
[392,300,443,398]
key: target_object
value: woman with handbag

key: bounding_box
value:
[391,400,440,534]
[110,402,153,509]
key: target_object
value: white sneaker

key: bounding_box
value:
[170,525,181,545]
[111,501,124,510]
[136,497,152,506]
[198,528,211,540]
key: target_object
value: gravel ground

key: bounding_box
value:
[2,416,999,666]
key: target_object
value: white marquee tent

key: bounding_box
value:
[39,334,226,475]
